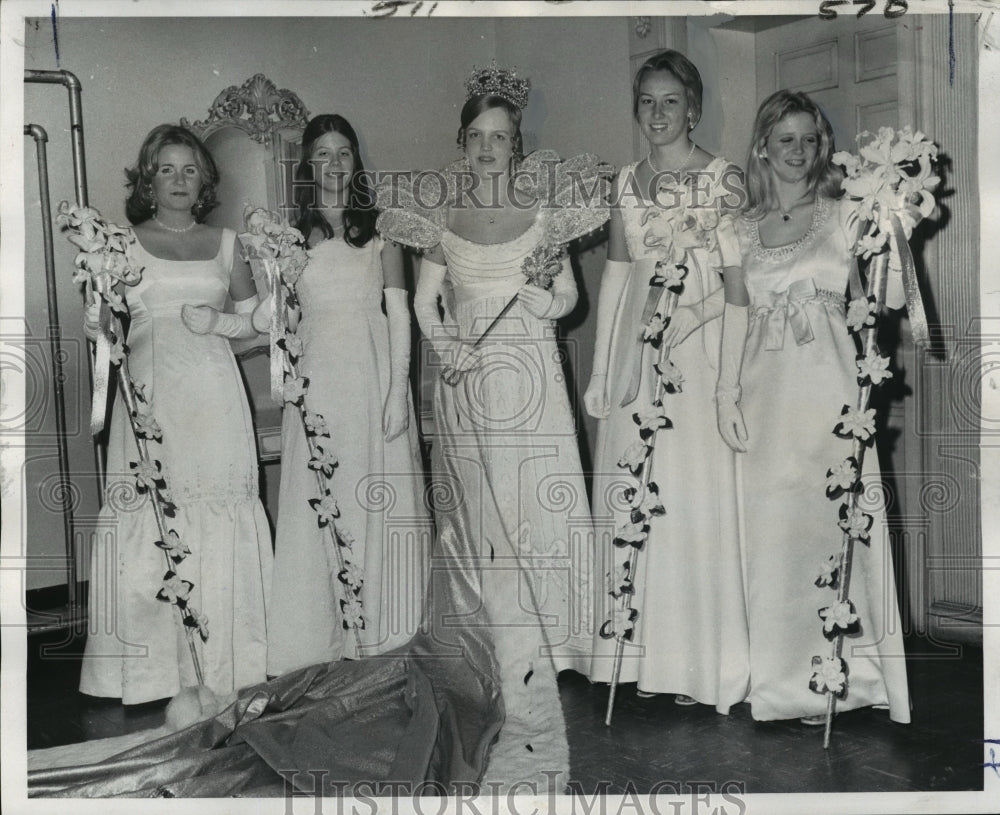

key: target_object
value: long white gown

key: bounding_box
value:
[79,228,272,704]
[266,236,431,675]
[736,196,910,722]
[588,160,751,712]
[376,150,605,788]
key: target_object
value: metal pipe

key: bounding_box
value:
[25,123,78,616]
[25,69,94,624]
[24,70,89,206]
[24,69,103,513]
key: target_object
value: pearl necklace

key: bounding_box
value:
[154,215,197,233]
[648,140,697,175]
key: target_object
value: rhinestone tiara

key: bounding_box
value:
[464,61,531,109]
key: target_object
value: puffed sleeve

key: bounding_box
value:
[716,213,742,269]
[523,151,612,246]
[375,168,447,250]
[835,194,860,255]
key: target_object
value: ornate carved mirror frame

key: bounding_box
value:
[181,74,311,463]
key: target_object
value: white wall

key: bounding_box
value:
[700,24,758,167]
[21,14,633,588]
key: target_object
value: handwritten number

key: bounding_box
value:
[854,0,876,17]
[884,0,908,18]
[819,0,848,19]
[818,0,907,18]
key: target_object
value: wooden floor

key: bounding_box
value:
[25,630,983,794]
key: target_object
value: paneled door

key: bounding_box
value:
[755,14,903,147]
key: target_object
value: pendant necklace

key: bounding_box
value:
[487,177,515,225]
[777,192,811,222]
[153,215,197,233]
[648,140,697,175]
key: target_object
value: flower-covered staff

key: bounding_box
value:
[834,125,937,346]
[60,200,210,682]
[717,91,913,736]
[586,49,750,723]
[241,204,366,659]
[809,125,938,746]
[241,205,309,403]
[251,114,428,675]
[61,203,142,433]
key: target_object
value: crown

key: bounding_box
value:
[464,61,531,110]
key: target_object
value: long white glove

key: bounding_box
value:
[716,302,749,452]
[250,291,300,333]
[251,293,273,334]
[662,287,724,347]
[181,296,260,339]
[414,258,478,373]
[583,259,630,419]
[517,257,578,320]
[383,287,411,442]
[83,298,101,341]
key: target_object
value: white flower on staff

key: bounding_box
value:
[838,506,873,541]
[819,601,859,634]
[836,406,877,441]
[857,352,893,385]
[845,297,877,333]
[810,656,847,694]
[814,555,839,588]
[825,458,859,493]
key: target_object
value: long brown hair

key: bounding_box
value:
[294,114,376,248]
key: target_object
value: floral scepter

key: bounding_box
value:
[598,259,685,727]
[599,166,735,724]
[57,201,209,682]
[441,243,565,387]
[241,206,366,655]
[811,127,938,748]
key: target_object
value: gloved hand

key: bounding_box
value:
[251,293,273,334]
[83,298,101,341]
[517,284,555,319]
[584,373,610,419]
[584,259,630,418]
[715,302,749,453]
[716,392,748,453]
[181,297,259,339]
[660,305,701,347]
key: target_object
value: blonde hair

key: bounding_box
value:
[744,90,842,220]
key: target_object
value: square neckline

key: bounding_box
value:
[443,208,543,248]
[748,196,830,257]
[133,228,227,263]
[621,156,731,207]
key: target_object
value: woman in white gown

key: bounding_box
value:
[263,114,430,675]
[584,50,750,712]
[376,65,606,789]
[79,124,272,704]
[716,90,910,724]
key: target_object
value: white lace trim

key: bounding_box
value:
[745,196,833,263]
